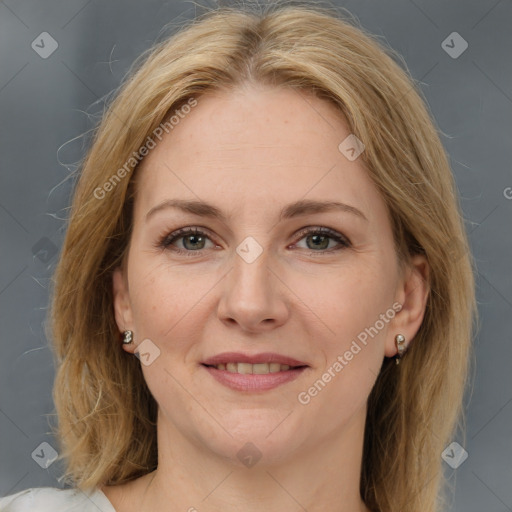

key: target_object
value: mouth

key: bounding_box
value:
[201,362,307,374]
[200,352,310,392]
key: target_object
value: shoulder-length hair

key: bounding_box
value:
[49,3,478,511]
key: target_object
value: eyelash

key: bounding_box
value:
[157,226,351,256]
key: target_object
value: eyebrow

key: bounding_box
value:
[145,198,368,223]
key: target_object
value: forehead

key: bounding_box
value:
[134,85,388,225]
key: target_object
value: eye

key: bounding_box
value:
[157,225,351,256]
[157,227,217,255]
[292,226,351,253]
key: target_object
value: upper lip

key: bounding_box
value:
[201,352,309,367]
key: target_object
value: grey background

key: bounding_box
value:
[1,0,511,510]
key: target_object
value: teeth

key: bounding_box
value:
[212,362,295,374]
[237,363,252,374]
[254,363,271,374]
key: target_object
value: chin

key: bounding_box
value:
[202,418,305,468]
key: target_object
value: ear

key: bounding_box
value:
[385,254,430,358]
[113,267,136,354]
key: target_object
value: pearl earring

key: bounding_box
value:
[395,334,406,365]
[122,330,133,345]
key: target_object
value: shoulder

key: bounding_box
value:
[0,486,116,511]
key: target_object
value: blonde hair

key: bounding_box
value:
[49,3,478,511]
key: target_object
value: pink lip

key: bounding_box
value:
[201,352,309,367]
[202,365,308,392]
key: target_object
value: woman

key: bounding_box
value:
[0,2,477,511]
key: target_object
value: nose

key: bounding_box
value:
[217,247,289,333]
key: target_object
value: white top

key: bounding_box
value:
[0,487,116,511]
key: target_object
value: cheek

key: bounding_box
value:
[127,256,218,347]
[304,262,394,344]
[336,266,395,352]
[297,269,390,418]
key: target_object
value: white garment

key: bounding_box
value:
[0,486,116,511]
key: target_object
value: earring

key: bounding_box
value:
[122,330,133,345]
[395,334,406,365]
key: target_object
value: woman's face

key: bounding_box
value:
[113,84,428,467]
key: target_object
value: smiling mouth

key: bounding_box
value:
[201,362,308,374]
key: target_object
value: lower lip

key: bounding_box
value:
[202,365,308,391]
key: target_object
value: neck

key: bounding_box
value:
[136,405,370,512]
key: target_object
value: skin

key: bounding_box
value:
[103,83,429,512]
